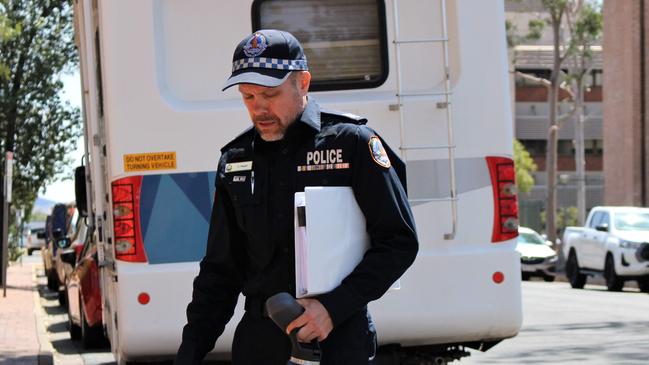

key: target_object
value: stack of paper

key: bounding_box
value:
[294,186,400,298]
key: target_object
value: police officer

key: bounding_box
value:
[175,29,418,365]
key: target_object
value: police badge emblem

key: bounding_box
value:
[368,136,391,168]
[243,33,268,57]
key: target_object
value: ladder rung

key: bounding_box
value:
[398,91,452,97]
[394,38,448,44]
[400,145,455,151]
[409,197,459,203]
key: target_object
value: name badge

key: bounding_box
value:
[225,161,253,173]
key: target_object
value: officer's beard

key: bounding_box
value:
[253,109,302,142]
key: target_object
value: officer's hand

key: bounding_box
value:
[285,298,333,343]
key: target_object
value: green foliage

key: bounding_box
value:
[514,140,537,194]
[506,19,545,49]
[0,0,81,220]
[8,241,23,261]
[567,2,603,81]
[0,4,20,80]
[7,223,23,262]
[541,206,578,233]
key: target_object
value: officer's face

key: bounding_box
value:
[239,71,311,141]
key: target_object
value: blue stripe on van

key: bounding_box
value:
[140,171,216,264]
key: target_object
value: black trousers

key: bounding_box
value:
[231,309,377,365]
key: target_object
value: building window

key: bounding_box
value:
[558,140,574,156]
[589,70,603,87]
[520,140,546,156]
[252,0,389,92]
[585,139,603,155]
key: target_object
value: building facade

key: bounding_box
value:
[603,0,649,207]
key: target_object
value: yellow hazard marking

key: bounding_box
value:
[123,152,177,172]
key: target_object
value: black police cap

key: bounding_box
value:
[222,29,308,91]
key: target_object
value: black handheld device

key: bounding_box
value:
[266,292,321,365]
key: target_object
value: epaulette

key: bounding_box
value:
[320,109,368,126]
[220,126,255,153]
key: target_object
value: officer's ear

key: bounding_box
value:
[295,71,311,96]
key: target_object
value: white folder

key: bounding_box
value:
[294,186,400,298]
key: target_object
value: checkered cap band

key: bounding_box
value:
[232,57,308,72]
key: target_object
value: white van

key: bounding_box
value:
[73,0,521,363]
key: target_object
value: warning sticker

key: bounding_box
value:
[123,152,177,172]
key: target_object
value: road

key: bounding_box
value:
[25,251,649,365]
[463,280,649,364]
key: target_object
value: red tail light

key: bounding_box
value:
[486,157,519,243]
[111,176,147,262]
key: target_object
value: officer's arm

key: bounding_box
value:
[175,164,246,364]
[317,125,418,327]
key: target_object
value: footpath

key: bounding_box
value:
[0,261,53,365]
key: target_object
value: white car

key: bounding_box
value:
[563,206,649,292]
[25,221,46,255]
[517,227,558,282]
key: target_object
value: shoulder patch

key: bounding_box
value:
[368,136,391,168]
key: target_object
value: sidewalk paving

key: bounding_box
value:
[0,261,52,365]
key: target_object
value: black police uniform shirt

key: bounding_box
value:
[178,99,419,359]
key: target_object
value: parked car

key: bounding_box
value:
[42,203,76,303]
[25,221,46,255]
[65,225,106,348]
[54,211,86,307]
[517,226,558,282]
[563,206,649,292]
[42,215,56,290]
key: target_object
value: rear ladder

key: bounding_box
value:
[391,0,458,240]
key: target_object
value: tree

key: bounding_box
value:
[507,1,602,241]
[514,139,538,194]
[506,13,544,198]
[0,0,81,225]
[566,3,602,225]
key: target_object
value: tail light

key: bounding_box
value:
[111,176,147,262]
[486,157,519,243]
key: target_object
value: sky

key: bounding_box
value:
[38,71,84,203]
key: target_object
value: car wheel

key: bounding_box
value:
[637,275,649,293]
[521,272,531,281]
[27,249,33,256]
[47,270,58,292]
[58,289,68,307]
[68,292,81,340]
[566,250,586,289]
[604,254,624,292]
[543,275,555,282]
[81,298,105,349]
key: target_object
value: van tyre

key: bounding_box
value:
[27,249,33,256]
[637,275,649,293]
[566,251,586,289]
[604,255,624,292]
